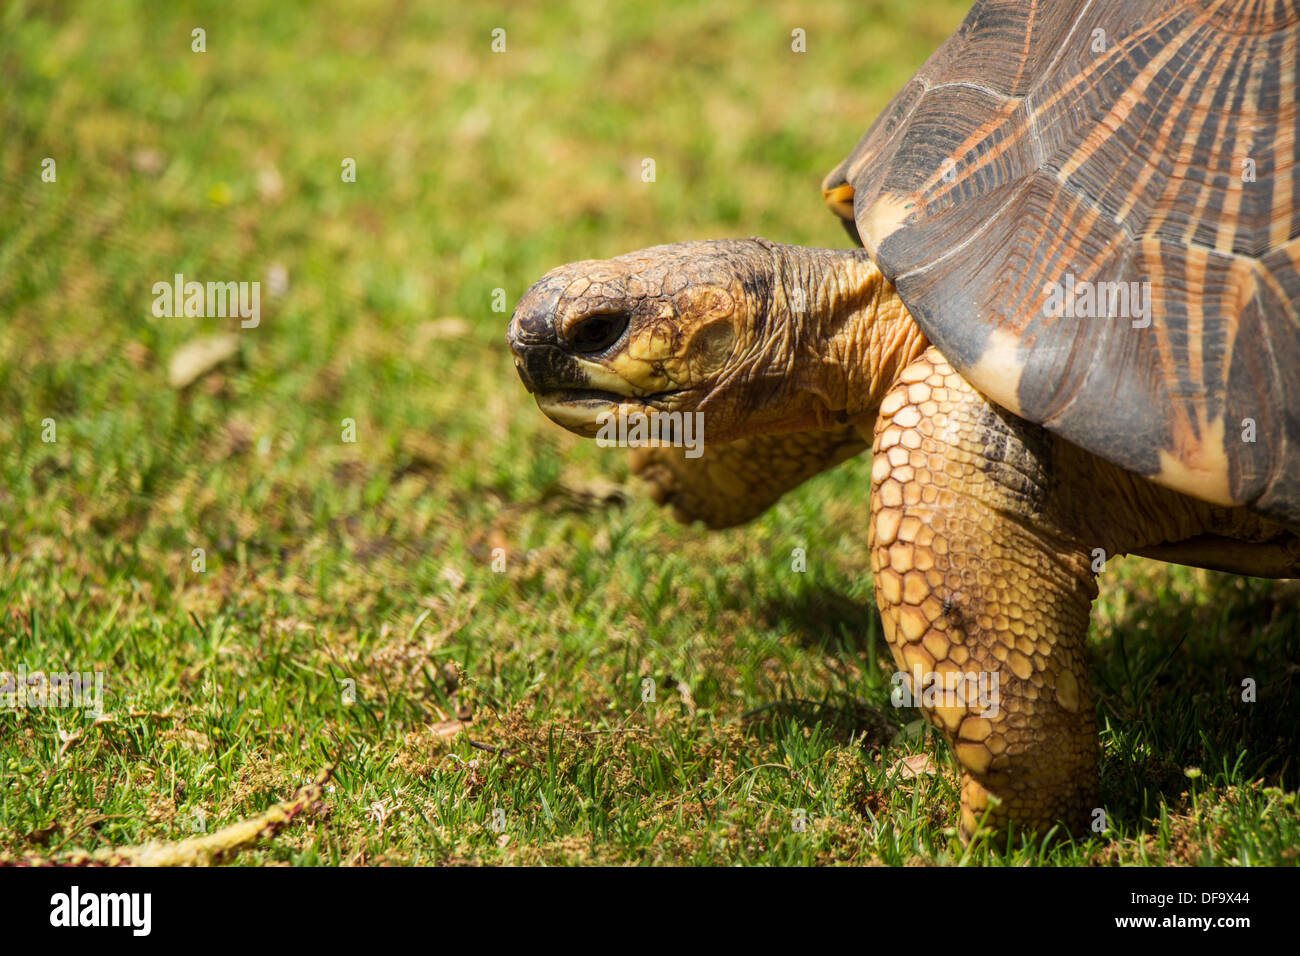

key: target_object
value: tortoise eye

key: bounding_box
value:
[569,312,629,353]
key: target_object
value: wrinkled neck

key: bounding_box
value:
[761,241,929,425]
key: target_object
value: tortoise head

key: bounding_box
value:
[507,238,897,443]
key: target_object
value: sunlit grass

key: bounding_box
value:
[1,0,1296,865]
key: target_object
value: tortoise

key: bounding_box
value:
[506,0,1300,840]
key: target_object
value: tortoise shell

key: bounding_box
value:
[823,0,1300,530]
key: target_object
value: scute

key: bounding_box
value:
[824,0,1300,528]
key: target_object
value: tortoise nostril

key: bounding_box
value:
[568,312,629,354]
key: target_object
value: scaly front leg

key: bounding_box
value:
[631,424,867,529]
[870,348,1100,840]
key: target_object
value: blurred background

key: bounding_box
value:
[2,0,1295,865]
[0,0,963,563]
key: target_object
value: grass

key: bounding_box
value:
[1,0,1297,866]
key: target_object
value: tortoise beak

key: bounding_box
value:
[506,282,581,396]
[508,280,635,392]
[507,279,644,435]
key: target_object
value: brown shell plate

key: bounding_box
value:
[824,0,1300,529]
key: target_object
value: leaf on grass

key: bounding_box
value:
[131,148,166,176]
[168,334,239,389]
[675,680,697,717]
[26,822,60,846]
[161,728,212,751]
[430,719,466,742]
[414,317,471,349]
[889,753,938,780]
[2,767,335,867]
